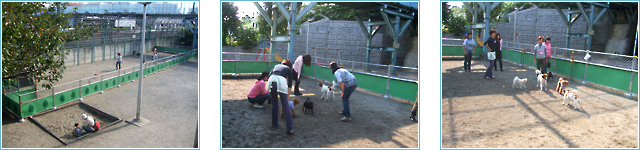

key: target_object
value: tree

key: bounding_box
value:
[442,2,451,26]
[222,2,240,46]
[2,2,97,89]
[234,27,259,49]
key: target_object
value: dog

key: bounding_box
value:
[512,76,527,89]
[535,69,542,76]
[280,98,300,118]
[562,90,582,110]
[546,72,554,81]
[536,73,549,90]
[303,98,314,114]
[556,78,570,95]
[318,81,339,101]
[93,71,99,76]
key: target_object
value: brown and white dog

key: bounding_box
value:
[556,78,570,95]
[280,97,300,118]
[536,73,550,90]
[562,90,582,110]
[318,81,339,101]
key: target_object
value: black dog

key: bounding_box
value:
[303,98,314,114]
[547,72,554,81]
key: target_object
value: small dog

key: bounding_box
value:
[537,73,549,90]
[280,98,300,118]
[512,76,527,89]
[303,98,314,114]
[546,72,554,81]
[562,90,582,110]
[556,78,570,95]
[318,81,339,101]
[535,69,542,76]
[93,71,99,76]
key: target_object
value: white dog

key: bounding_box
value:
[535,69,542,76]
[318,81,339,101]
[562,90,582,110]
[512,76,527,89]
[536,73,549,90]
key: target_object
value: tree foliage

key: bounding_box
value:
[2,2,97,89]
[222,2,240,46]
[233,27,259,49]
[442,2,451,26]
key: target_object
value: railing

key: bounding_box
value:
[2,49,197,119]
[442,38,638,96]
[221,52,418,101]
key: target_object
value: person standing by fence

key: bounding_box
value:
[292,54,311,96]
[494,33,504,71]
[544,36,552,71]
[115,53,122,70]
[534,36,547,73]
[462,32,476,72]
[267,59,295,136]
[483,30,497,79]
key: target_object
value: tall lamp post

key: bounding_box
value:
[127,2,152,126]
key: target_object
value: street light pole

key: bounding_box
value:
[127,2,152,127]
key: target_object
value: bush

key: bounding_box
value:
[234,27,259,49]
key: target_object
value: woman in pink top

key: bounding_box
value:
[544,37,552,71]
[247,71,271,108]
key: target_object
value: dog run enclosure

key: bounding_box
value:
[2,48,198,121]
[221,52,418,102]
[442,38,638,96]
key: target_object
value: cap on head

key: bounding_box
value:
[82,114,87,119]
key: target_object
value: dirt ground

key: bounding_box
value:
[442,59,639,148]
[221,74,418,148]
[31,103,120,143]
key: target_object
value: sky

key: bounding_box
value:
[448,1,463,8]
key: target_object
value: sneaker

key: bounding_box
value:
[253,104,263,108]
[340,117,351,122]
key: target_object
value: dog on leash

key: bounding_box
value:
[303,98,314,114]
[280,98,300,118]
[556,78,570,95]
[537,73,549,90]
[318,81,339,101]
[512,76,528,89]
[562,90,582,110]
[546,72,554,81]
[535,69,542,76]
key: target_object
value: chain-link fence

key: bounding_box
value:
[501,41,638,72]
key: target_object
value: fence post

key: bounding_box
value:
[553,47,557,73]
[52,84,56,110]
[583,51,589,84]
[627,56,637,97]
[570,52,574,80]
[233,53,238,77]
[117,69,121,87]
[18,95,23,122]
[352,61,355,71]
[100,74,104,94]
[384,65,391,99]
[78,79,83,101]
[132,66,136,82]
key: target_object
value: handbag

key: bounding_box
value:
[487,52,496,60]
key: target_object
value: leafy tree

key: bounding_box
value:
[222,2,240,46]
[442,2,451,26]
[234,27,259,49]
[179,27,194,46]
[2,2,97,89]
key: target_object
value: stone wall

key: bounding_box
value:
[221,20,419,66]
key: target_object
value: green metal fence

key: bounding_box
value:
[442,38,638,96]
[2,49,197,120]
[222,52,418,102]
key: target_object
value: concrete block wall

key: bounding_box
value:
[62,37,175,66]
[488,8,601,50]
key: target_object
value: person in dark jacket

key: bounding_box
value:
[494,33,503,71]
[267,59,295,136]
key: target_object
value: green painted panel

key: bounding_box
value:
[570,62,585,79]
[351,73,386,94]
[157,46,190,53]
[222,61,235,73]
[554,59,572,77]
[388,79,418,101]
[3,95,20,117]
[586,64,631,92]
[442,46,482,57]
[103,78,117,90]
[236,62,270,73]
[633,73,638,94]
[21,96,53,117]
